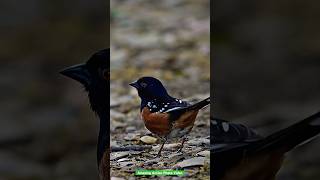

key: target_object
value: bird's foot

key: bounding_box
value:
[156,152,162,158]
[176,147,183,153]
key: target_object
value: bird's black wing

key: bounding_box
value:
[165,97,210,121]
[165,97,210,112]
[144,97,189,113]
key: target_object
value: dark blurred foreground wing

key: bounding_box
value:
[212,112,320,180]
[211,118,263,179]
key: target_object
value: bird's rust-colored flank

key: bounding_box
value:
[141,107,170,136]
[173,110,198,129]
[141,107,199,137]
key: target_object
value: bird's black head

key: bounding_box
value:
[129,76,169,101]
[61,49,109,112]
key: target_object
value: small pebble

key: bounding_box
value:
[196,150,210,157]
[126,126,136,132]
[110,152,130,161]
[174,157,206,168]
[140,136,157,144]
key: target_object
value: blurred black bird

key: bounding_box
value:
[212,112,320,180]
[61,49,109,180]
[130,77,210,156]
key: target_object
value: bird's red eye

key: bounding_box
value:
[102,69,109,80]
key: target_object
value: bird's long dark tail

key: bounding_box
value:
[187,97,210,111]
[253,111,320,154]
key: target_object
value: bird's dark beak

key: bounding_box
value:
[60,64,91,86]
[129,81,139,89]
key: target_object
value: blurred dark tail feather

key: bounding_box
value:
[253,111,320,153]
[188,97,210,111]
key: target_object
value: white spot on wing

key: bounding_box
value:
[165,107,182,112]
[222,122,229,132]
[211,120,217,125]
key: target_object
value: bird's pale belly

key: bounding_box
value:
[167,125,194,138]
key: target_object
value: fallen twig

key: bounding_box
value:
[111,145,152,152]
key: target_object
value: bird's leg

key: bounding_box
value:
[157,138,167,157]
[177,137,187,153]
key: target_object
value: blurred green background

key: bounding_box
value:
[0,0,107,179]
[213,0,320,179]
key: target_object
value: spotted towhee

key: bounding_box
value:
[212,112,320,180]
[60,49,109,180]
[130,77,210,156]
